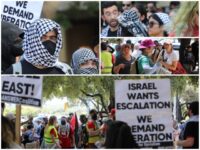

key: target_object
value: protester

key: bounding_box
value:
[191,39,199,71]
[43,116,61,148]
[5,18,73,74]
[137,39,160,74]
[171,1,199,37]
[86,109,102,148]
[22,124,35,148]
[146,2,157,19]
[40,117,48,146]
[160,40,179,73]
[71,47,99,74]
[117,8,148,37]
[79,115,89,148]
[175,101,199,148]
[101,2,132,37]
[121,1,135,12]
[1,116,22,149]
[104,121,138,148]
[101,42,113,74]
[148,13,170,37]
[113,44,133,74]
[58,117,74,148]
[183,45,195,73]
[1,21,24,73]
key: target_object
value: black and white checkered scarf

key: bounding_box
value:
[71,48,99,74]
[118,10,148,37]
[23,18,62,67]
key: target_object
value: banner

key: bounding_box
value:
[1,76,43,107]
[1,1,43,30]
[115,79,173,148]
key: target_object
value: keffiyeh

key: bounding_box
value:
[118,10,148,37]
[71,48,98,74]
[23,18,62,67]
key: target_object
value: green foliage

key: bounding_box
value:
[54,2,99,30]
[42,76,198,108]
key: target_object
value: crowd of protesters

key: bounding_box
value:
[101,1,199,37]
[101,38,199,74]
[1,101,199,149]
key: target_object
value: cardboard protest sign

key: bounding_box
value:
[115,79,173,148]
[1,1,43,30]
[1,76,43,107]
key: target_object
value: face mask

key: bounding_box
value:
[77,68,98,74]
[12,39,24,56]
[42,40,56,55]
[92,114,97,120]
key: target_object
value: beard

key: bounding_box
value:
[108,19,119,28]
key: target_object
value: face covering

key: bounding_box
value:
[42,40,56,55]
[92,114,97,120]
[77,68,98,74]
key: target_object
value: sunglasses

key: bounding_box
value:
[122,4,131,7]
[148,21,159,28]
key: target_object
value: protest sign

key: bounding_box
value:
[1,76,43,107]
[115,79,173,148]
[1,1,43,30]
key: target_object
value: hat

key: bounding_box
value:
[139,39,155,49]
[155,13,170,25]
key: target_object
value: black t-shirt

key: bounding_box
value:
[183,122,199,149]
[108,29,117,37]
[4,59,65,74]
[107,27,133,37]
[115,56,133,74]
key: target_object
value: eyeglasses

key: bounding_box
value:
[148,21,159,28]
[122,4,131,7]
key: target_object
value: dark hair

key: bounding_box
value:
[27,124,33,130]
[1,103,5,109]
[126,40,132,44]
[61,119,66,125]
[149,13,163,26]
[101,2,119,15]
[105,121,138,148]
[101,42,108,51]
[169,1,180,9]
[188,101,199,115]
[48,116,56,126]
[89,109,97,115]
[80,114,87,123]
[135,3,148,24]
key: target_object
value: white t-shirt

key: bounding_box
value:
[163,50,179,65]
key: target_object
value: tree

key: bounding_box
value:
[43,76,198,117]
